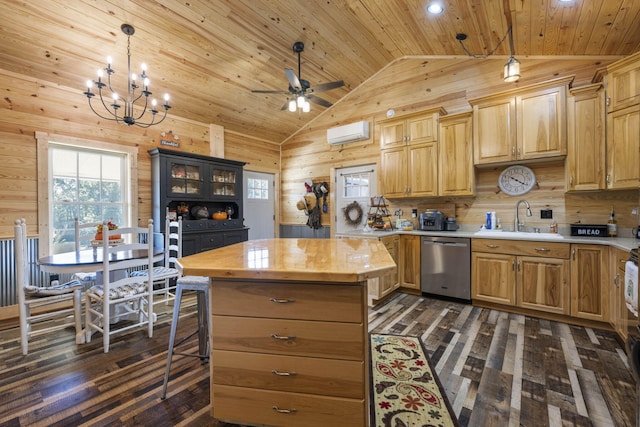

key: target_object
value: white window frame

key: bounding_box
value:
[36,132,138,257]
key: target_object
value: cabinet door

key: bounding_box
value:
[406,113,438,145]
[570,244,609,322]
[608,55,640,110]
[473,97,516,164]
[407,143,437,197]
[380,235,400,295]
[210,165,240,197]
[517,256,570,315]
[380,147,408,197]
[167,158,206,198]
[379,120,405,149]
[439,113,474,196]
[400,235,420,290]
[472,252,516,305]
[610,247,628,340]
[566,85,605,191]
[607,105,640,189]
[517,85,567,160]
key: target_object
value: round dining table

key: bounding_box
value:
[38,248,164,274]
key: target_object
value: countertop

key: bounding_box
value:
[337,228,639,252]
[177,237,397,282]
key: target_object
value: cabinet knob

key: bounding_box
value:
[569,176,573,186]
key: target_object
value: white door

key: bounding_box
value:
[335,164,377,234]
[243,171,275,240]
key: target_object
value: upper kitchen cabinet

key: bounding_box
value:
[604,52,640,190]
[379,108,446,198]
[379,107,445,150]
[470,77,573,165]
[566,83,606,191]
[606,51,640,112]
[438,112,474,196]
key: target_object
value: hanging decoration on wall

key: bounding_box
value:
[296,180,329,229]
[343,201,363,227]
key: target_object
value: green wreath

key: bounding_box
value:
[343,201,363,226]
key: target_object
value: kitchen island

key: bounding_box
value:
[176,238,396,427]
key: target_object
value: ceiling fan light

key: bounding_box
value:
[296,95,305,108]
[288,99,297,112]
[302,100,310,113]
[503,56,521,82]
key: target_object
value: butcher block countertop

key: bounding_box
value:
[176,237,397,282]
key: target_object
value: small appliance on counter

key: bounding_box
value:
[419,210,457,231]
[419,210,445,231]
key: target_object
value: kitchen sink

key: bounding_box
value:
[474,230,564,239]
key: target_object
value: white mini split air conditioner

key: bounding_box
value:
[326,121,370,145]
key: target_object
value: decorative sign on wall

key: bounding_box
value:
[156,130,180,148]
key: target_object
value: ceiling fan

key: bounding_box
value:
[251,41,344,111]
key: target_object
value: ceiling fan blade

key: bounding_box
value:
[251,89,290,94]
[280,100,290,110]
[308,95,333,108]
[310,80,344,93]
[285,68,302,91]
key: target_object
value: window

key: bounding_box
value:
[247,177,269,200]
[342,171,371,198]
[50,146,128,253]
[36,132,138,256]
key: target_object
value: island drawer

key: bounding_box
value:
[472,239,570,258]
[212,384,365,427]
[212,350,364,398]
[211,280,364,323]
[211,315,364,360]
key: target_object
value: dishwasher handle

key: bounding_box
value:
[422,240,468,248]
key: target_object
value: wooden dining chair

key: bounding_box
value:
[130,216,182,305]
[84,219,155,353]
[15,218,83,355]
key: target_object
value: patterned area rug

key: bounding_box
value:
[370,334,458,427]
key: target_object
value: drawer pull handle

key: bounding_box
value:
[487,244,499,248]
[271,333,296,341]
[270,297,296,303]
[535,247,550,252]
[272,369,297,376]
[272,406,297,414]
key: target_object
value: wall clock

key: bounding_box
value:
[498,165,536,196]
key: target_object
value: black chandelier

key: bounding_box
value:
[84,24,171,128]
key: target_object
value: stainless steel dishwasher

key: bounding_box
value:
[421,236,471,302]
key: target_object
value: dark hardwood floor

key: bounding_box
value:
[0,292,636,426]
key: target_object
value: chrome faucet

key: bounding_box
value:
[514,199,532,232]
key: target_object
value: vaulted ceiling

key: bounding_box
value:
[1,0,639,143]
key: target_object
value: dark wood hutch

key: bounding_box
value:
[148,148,248,256]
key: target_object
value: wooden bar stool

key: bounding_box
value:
[161,276,210,399]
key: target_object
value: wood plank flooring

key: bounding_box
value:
[0,292,636,426]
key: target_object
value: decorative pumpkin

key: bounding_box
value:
[212,211,227,220]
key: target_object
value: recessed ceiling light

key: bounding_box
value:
[559,0,573,2]
[427,3,443,14]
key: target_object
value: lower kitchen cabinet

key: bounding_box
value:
[368,235,400,304]
[472,239,571,315]
[517,256,570,315]
[610,247,629,340]
[571,244,609,322]
[472,252,516,305]
[210,280,368,427]
[400,235,421,290]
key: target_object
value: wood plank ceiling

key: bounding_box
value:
[0,0,639,143]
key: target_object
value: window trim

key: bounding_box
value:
[36,132,138,257]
